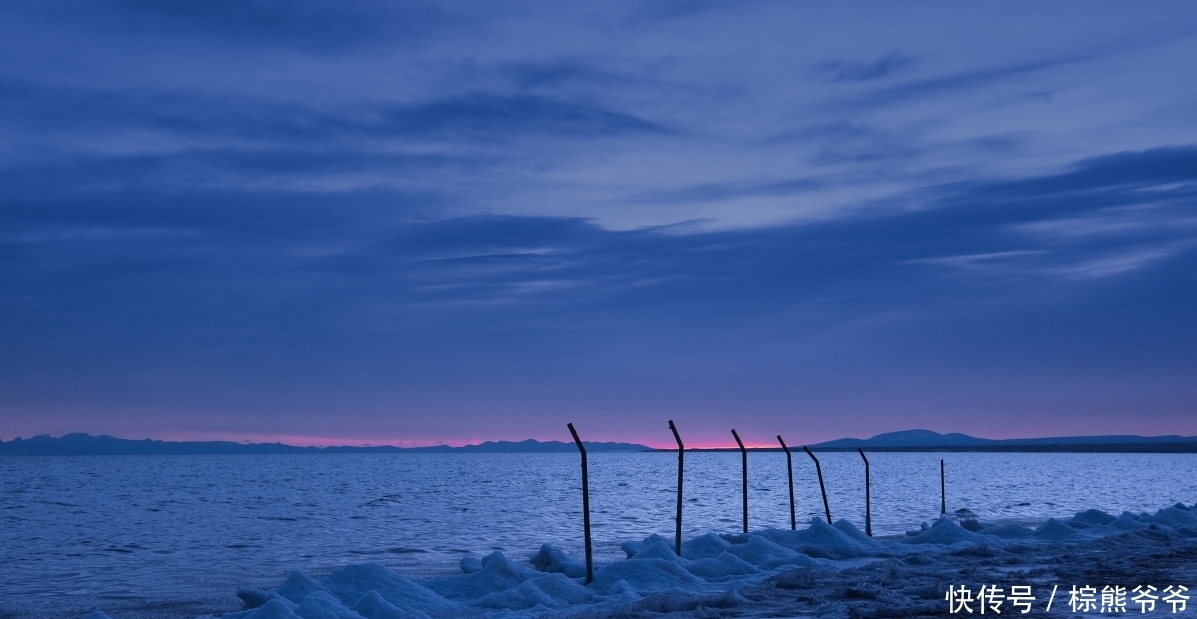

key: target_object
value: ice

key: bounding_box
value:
[225,599,303,619]
[976,522,1035,538]
[618,534,673,558]
[900,516,990,545]
[426,552,542,602]
[351,591,430,619]
[678,552,761,581]
[590,557,708,594]
[1033,517,1083,539]
[296,591,366,619]
[1144,504,1197,529]
[750,517,880,558]
[1101,511,1148,531]
[1070,508,1117,527]
[82,501,1197,619]
[529,544,585,578]
[320,564,452,612]
[679,532,729,559]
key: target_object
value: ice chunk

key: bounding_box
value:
[591,558,710,594]
[1099,512,1147,532]
[1145,505,1197,528]
[318,564,452,614]
[681,532,731,559]
[459,556,482,574]
[235,588,299,613]
[901,517,989,545]
[628,539,683,562]
[755,518,880,558]
[1070,509,1116,527]
[1033,518,1082,540]
[427,551,540,601]
[977,523,1034,538]
[620,534,673,558]
[237,598,305,619]
[295,590,367,619]
[351,590,431,619]
[529,544,585,578]
[726,535,796,562]
[832,519,878,546]
[473,573,593,610]
[275,571,330,603]
[683,552,760,580]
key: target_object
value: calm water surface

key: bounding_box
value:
[2,452,1196,611]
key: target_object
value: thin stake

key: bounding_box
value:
[803,446,832,524]
[668,420,684,557]
[940,459,946,516]
[777,435,796,529]
[858,448,872,537]
[731,429,748,533]
[566,423,593,584]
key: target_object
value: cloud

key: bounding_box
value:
[3,142,1196,438]
[814,53,914,83]
[26,0,461,51]
[4,1,1197,438]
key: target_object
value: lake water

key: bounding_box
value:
[3,452,1197,615]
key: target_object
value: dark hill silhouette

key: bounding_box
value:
[809,429,1197,452]
[0,433,649,455]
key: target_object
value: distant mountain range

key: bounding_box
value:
[4,429,1197,455]
[0,433,650,456]
[807,429,1197,452]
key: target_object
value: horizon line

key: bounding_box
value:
[6,429,1197,452]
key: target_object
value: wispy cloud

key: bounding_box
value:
[814,53,914,83]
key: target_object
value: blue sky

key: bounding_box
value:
[2,1,1196,446]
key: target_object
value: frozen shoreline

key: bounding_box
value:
[62,502,1197,619]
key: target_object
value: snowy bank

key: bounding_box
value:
[88,502,1197,618]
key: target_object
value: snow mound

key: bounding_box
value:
[681,532,730,559]
[1034,518,1083,540]
[1069,508,1117,527]
[977,523,1035,538]
[1143,504,1197,529]
[530,544,586,579]
[901,517,990,545]
[1100,512,1148,532]
[752,518,880,558]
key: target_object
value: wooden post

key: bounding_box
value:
[566,423,593,583]
[802,446,832,524]
[940,459,946,516]
[858,448,872,537]
[731,429,747,533]
[668,420,684,556]
[777,435,796,530]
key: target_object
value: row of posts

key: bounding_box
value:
[567,421,949,584]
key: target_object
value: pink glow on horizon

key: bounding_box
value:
[139,430,464,448]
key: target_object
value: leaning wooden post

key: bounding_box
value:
[858,448,872,537]
[803,446,832,524]
[731,429,748,533]
[668,420,684,556]
[940,459,946,516]
[566,423,593,583]
[777,435,796,530]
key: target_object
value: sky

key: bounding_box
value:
[1,1,1196,448]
